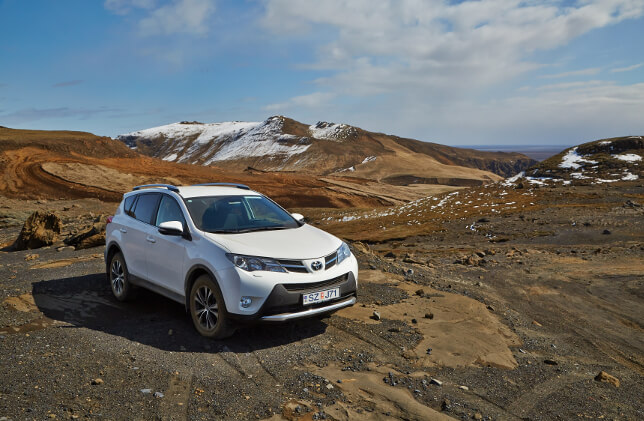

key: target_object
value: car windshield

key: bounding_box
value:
[184,195,300,233]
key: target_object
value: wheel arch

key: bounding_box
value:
[184,264,220,311]
[105,241,123,274]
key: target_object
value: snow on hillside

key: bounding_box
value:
[118,117,311,164]
[309,121,356,140]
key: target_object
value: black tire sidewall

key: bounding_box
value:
[109,252,135,301]
[189,274,233,339]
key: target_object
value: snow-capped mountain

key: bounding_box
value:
[117,116,537,183]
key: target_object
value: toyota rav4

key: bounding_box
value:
[104,183,358,338]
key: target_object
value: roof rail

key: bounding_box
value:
[132,184,180,193]
[192,183,250,190]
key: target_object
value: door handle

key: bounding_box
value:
[146,236,156,243]
[119,228,127,233]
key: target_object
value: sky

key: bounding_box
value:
[0,0,643,146]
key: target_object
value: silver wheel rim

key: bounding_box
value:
[111,259,125,296]
[194,286,218,330]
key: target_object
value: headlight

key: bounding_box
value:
[336,242,352,265]
[226,254,287,273]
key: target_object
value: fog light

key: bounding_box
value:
[240,297,252,308]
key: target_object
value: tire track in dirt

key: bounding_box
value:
[159,371,193,421]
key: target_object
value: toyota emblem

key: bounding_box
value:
[311,261,323,271]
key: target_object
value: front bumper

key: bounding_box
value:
[228,271,357,323]
[260,297,356,321]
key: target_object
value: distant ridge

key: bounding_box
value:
[118,116,537,185]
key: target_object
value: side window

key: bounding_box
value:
[124,195,136,217]
[131,193,160,224]
[155,195,186,227]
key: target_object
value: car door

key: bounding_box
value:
[123,193,161,281]
[146,194,188,295]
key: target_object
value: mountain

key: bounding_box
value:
[117,116,537,186]
[528,136,642,183]
[0,127,395,208]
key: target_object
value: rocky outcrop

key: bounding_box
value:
[14,211,62,250]
[66,215,107,250]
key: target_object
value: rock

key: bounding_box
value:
[424,313,434,319]
[384,251,396,258]
[475,251,486,258]
[594,371,620,387]
[543,359,558,365]
[371,311,381,321]
[415,289,425,297]
[56,246,74,252]
[405,268,414,276]
[441,399,451,411]
[66,216,107,250]
[91,378,103,385]
[426,348,432,355]
[602,229,611,235]
[477,217,490,223]
[411,318,417,324]
[24,253,39,261]
[532,320,542,327]
[388,327,401,333]
[14,211,62,250]
[458,385,469,391]
[325,384,334,390]
[337,379,342,384]
[154,391,165,398]
[486,305,495,312]
[141,388,152,394]
[474,413,483,420]
[429,378,442,386]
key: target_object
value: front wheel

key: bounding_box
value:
[109,252,137,301]
[189,275,235,339]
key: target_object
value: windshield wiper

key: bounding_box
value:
[234,226,290,233]
[205,229,242,234]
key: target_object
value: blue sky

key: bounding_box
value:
[1,0,643,146]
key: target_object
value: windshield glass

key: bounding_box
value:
[184,195,300,233]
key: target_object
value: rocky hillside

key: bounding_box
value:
[117,116,537,184]
[528,136,642,184]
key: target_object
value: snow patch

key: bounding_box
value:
[162,153,178,162]
[361,156,377,164]
[613,153,642,162]
[559,147,598,169]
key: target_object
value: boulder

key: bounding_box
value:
[66,215,107,250]
[594,371,620,387]
[14,211,62,250]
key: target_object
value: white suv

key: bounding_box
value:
[105,183,358,338]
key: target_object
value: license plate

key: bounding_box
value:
[302,288,340,305]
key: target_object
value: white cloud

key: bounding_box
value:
[139,0,216,37]
[265,92,336,112]
[611,62,644,72]
[104,0,156,15]
[262,0,644,97]
[260,0,644,144]
[539,68,602,79]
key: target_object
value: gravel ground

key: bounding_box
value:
[0,183,643,420]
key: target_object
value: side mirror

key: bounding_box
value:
[158,220,184,236]
[291,213,305,222]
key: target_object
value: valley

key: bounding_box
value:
[0,126,642,420]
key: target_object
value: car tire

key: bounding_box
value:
[189,274,235,339]
[109,252,137,301]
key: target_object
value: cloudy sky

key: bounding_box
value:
[1,0,643,145]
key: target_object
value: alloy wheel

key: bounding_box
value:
[194,286,218,330]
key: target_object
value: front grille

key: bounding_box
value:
[277,259,308,273]
[325,252,337,270]
[282,274,348,292]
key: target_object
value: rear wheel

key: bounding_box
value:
[109,252,137,301]
[189,275,235,339]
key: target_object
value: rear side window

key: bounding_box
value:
[131,193,160,224]
[155,195,186,227]
[123,196,136,217]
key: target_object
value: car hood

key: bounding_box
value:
[203,224,342,259]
